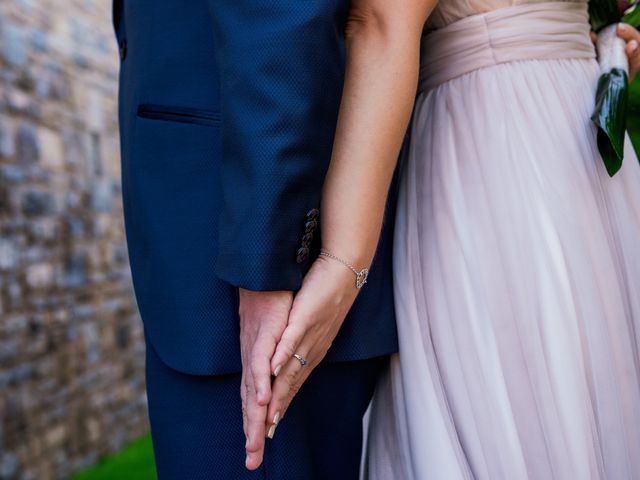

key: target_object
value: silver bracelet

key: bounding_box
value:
[319,250,369,289]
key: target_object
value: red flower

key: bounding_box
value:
[620,1,630,14]
[620,0,636,14]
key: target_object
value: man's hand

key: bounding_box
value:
[263,256,360,439]
[239,289,293,470]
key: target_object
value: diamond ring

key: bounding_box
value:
[293,353,308,366]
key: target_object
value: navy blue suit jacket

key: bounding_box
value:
[113,0,398,375]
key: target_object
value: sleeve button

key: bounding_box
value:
[306,209,320,220]
[296,247,310,264]
[301,233,314,246]
[304,220,317,234]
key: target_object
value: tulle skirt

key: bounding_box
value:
[364,56,640,479]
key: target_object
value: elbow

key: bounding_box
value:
[345,7,424,51]
[345,8,386,42]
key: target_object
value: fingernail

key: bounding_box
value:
[632,40,639,52]
[273,365,282,377]
[620,23,627,31]
[273,411,281,425]
[267,424,277,439]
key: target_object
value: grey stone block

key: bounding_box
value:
[1,23,27,67]
[15,124,39,164]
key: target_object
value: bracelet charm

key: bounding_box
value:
[355,268,369,289]
[319,250,369,289]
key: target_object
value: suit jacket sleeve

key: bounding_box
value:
[209,0,347,291]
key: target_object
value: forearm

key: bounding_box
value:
[320,8,430,266]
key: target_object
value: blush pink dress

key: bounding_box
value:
[364,1,640,479]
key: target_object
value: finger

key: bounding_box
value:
[244,385,268,470]
[626,39,640,81]
[270,319,308,376]
[250,332,276,406]
[617,23,640,43]
[241,372,248,439]
[266,354,311,438]
[591,31,597,45]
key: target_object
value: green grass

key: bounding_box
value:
[72,434,157,480]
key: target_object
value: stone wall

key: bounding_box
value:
[0,0,149,479]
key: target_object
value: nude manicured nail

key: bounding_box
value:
[273,411,281,425]
[267,424,277,439]
[273,365,282,377]
[620,23,627,31]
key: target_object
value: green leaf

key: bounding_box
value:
[592,68,629,176]
[589,0,622,31]
[622,4,640,27]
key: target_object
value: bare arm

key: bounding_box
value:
[264,0,438,440]
[321,0,436,267]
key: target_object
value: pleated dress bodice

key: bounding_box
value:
[427,0,585,29]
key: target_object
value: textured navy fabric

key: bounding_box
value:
[146,341,386,480]
[113,0,398,375]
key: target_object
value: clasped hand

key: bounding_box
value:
[592,23,640,81]
[239,256,359,470]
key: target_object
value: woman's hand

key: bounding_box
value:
[617,23,640,81]
[257,0,434,439]
[258,0,435,440]
[594,23,640,81]
[263,255,361,438]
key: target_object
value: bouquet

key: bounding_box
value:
[590,0,640,175]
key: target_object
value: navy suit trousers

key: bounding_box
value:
[145,340,387,480]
